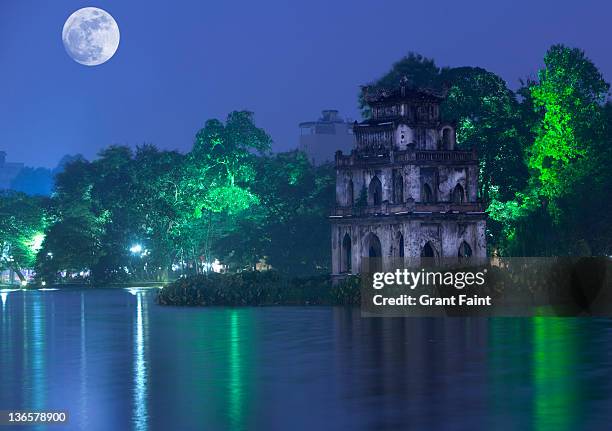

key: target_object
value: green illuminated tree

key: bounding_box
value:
[190,110,271,214]
[213,151,334,275]
[528,45,609,214]
[489,45,612,255]
[0,191,47,282]
[182,111,272,269]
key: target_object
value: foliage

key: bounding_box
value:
[0,191,47,281]
[177,111,273,268]
[34,110,334,283]
[156,272,360,306]
[488,45,612,255]
[367,46,612,256]
[190,110,271,214]
[213,151,335,275]
[528,45,609,213]
[440,67,530,202]
[37,146,188,283]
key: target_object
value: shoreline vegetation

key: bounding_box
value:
[156,272,361,306]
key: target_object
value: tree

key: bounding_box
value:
[183,111,272,269]
[214,151,335,275]
[440,67,530,203]
[36,157,103,282]
[489,45,612,256]
[0,191,47,281]
[38,146,189,283]
[528,45,609,214]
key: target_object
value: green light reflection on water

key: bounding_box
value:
[533,317,579,431]
[228,310,243,429]
[227,309,256,430]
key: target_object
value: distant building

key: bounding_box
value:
[0,151,24,190]
[299,110,355,165]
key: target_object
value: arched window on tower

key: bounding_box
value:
[398,233,404,258]
[422,183,433,203]
[421,241,436,258]
[458,241,472,263]
[452,184,465,204]
[364,233,382,273]
[341,233,352,273]
[442,128,452,150]
[394,173,403,204]
[369,176,382,205]
[347,179,354,206]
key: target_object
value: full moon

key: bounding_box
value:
[62,7,120,66]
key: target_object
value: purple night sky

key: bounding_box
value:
[0,0,610,167]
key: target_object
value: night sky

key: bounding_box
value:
[1,0,610,167]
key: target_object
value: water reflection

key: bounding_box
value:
[133,292,149,431]
[228,310,244,429]
[0,289,18,309]
[0,290,611,430]
[80,293,89,430]
[533,317,579,431]
[21,292,47,431]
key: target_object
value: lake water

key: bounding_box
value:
[0,288,611,431]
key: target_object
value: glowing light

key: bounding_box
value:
[130,244,143,254]
[29,233,45,253]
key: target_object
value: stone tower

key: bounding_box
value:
[330,80,486,275]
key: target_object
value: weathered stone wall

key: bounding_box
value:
[332,218,487,274]
[394,124,414,150]
[438,167,467,202]
[336,164,476,207]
